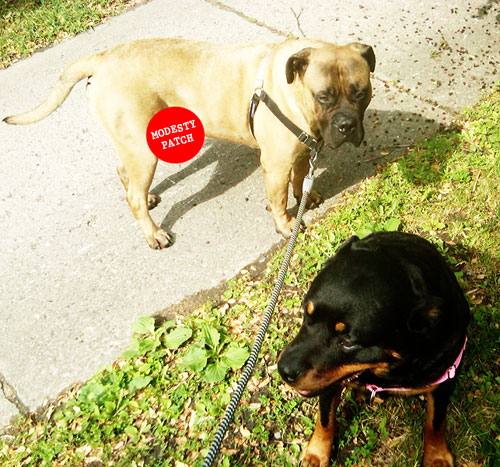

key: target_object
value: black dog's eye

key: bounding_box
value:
[340,338,357,351]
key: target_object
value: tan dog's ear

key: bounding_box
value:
[285,47,312,84]
[348,43,376,72]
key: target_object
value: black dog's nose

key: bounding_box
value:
[336,116,356,135]
[278,358,303,384]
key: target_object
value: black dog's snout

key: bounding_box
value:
[278,356,303,384]
[335,115,356,135]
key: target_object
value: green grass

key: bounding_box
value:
[0,0,145,69]
[1,86,499,465]
[1,3,499,462]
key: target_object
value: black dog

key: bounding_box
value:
[278,231,469,467]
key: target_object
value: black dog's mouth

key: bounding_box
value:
[295,370,364,398]
[341,370,364,384]
[296,388,323,398]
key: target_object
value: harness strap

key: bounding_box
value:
[249,54,269,136]
[249,55,322,155]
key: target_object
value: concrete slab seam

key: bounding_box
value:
[0,371,28,417]
[203,1,459,121]
[203,0,291,38]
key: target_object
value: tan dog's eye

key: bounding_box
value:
[352,88,367,101]
[316,93,331,104]
[315,89,335,105]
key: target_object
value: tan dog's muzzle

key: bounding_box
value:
[327,109,365,148]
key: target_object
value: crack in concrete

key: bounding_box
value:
[203,0,459,121]
[203,0,292,38]
[0,371,29,416]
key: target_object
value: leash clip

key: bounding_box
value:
[302,174,314,194]
[365,384,379,403]
[254,85,264,98]
[307,155,316,179]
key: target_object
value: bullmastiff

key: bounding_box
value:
[4,38,375,249]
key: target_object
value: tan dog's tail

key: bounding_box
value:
[3,54,98,125]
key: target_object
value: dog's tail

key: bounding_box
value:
[3,53,99,125]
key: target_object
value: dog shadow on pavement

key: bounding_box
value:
[151,139,260,235]
[151,108,448,235]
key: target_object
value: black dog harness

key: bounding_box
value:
[248,54,323,157]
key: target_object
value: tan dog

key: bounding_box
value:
[4,38,375,249]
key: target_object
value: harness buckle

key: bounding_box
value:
[298,132,311,145]
[299,132,321,154]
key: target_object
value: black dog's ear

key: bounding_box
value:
[336,235,360,254]
[285,48,312,84]
[348,43,376,72]
[407,296,444,334]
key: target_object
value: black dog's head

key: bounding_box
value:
[278,232,469,398]
[285,42,375,149]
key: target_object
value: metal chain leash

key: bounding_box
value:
[202,149,319,467]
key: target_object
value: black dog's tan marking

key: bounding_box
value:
[424,387,455,466]
[302,388,342,467]
[278,231,469,466]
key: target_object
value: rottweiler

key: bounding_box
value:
[278,231,469,467]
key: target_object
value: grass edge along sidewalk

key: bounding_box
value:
[1,87,499,466]
[0,0,147,69]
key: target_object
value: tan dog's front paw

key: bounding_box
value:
[295,189,323,209]
[147,228,174,250]
[274,215,305,238]
[306,189,323,209]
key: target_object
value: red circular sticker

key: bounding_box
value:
[146,107,205,163]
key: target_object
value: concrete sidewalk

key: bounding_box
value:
[0,0,498,427]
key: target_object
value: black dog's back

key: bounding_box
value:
[307,231,469,388]
[337,231,470,324]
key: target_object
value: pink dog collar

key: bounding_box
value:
[365,337,467,400]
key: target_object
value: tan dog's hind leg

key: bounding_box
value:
[301,387,341,467]
[113,140,173,249]
[89,78,172,249]
[291,155,323,209]
[117,163,160,210]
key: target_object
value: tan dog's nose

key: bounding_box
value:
[336,115,356,135]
